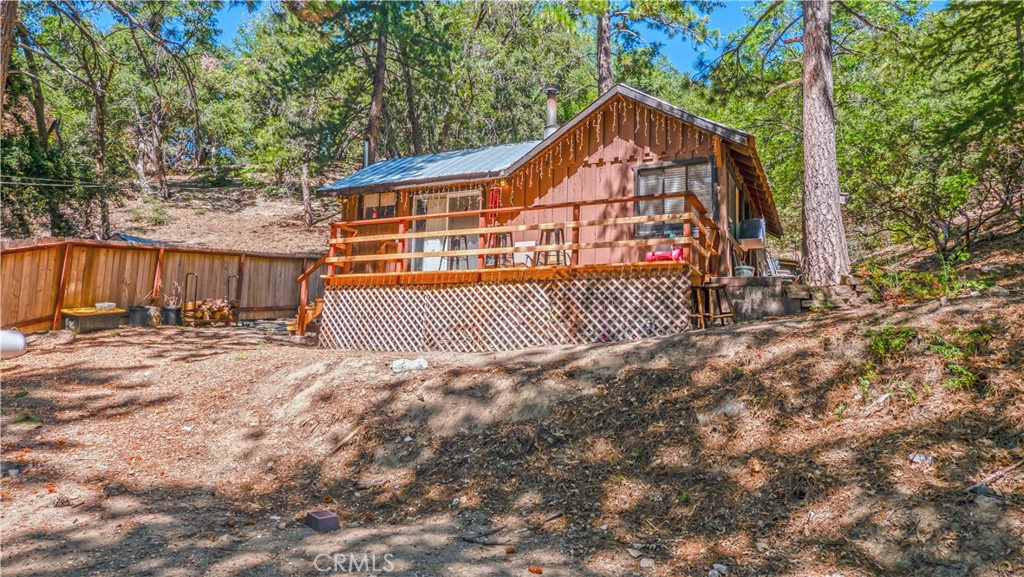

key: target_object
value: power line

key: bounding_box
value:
[0,180,117,189]
[0,175,118,186]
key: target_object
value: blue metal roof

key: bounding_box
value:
[318,141,540,196]
[114,233,170,246]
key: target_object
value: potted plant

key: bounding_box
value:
[161,282,183,326]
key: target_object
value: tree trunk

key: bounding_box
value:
[16,29,48,149]
[367,21,388,165]
[801,0,850,286]
[400,46,423,156]
[149,117,170,199]
[596,11,613,94]
[0,0,17,107]
[301,162,313,229]
[94,92,111,239]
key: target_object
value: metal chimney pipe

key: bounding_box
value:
[363,140,370,167]
[543,83,560,138]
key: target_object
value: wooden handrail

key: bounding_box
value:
[326,236,708,265]
[296,254,328,283]
[330,191,707,230]
[329,212,710,246]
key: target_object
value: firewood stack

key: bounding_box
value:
[184,298,238,323]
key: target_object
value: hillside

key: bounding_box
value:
[2,231,1022,577]
[106,180,337,254]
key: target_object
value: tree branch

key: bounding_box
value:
[765,77,802,98]
[15,42,99,92]
[836,0,893,33]
[721,0,783,65]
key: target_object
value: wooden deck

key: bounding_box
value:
[298,192,720,346]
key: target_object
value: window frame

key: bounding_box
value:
[632,158,713,239]
[359,192,398,220]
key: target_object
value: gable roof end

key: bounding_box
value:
[501,83,780,236]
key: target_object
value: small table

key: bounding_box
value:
[61,308,125,333]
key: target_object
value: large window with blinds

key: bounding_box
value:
[634,161,714,238]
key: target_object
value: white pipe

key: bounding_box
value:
[1,329,27,359]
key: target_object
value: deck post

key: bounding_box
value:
[714,137,732,277]
[397,219,406,273]
[683,197,694,268]
[328,225,337,277]
[478,214,486,270]
[297,269,309,337]
[571,204,581,267]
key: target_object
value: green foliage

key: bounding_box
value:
[928,325,995,395]
[11,412,39,425]
[833,402,848,421]
[867,327,918,363]
[130,198,171,226]
[856,258,991,304]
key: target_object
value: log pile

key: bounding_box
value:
[184,298,238,323]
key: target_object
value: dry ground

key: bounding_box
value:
[2,281,1023,576]
[107,178,338,254]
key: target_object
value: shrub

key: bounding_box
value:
[928,325,995,396]
[130,198,171,225]
[856,258,991,304]
[868,327,918,363]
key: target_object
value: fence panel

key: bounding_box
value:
[0,244,65,332]
[0,240,324,333]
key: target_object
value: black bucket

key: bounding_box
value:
[128,306,150,328]
[161,306,182,326]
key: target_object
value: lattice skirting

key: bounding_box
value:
[318,269,692,352]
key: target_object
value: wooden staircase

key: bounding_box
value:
[287,297,324,336]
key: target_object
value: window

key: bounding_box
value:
[634,161,714,238]
[361,192,397,220]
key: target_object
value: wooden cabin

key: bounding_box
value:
[307,84,781,352]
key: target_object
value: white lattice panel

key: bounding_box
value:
[318,269,692,352]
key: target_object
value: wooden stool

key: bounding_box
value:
[705,283,735,326]
[690,284,735,328]
[444,235,470,270]
[485,232,513,268]
[537,228,567,266]
[689,285,709,329]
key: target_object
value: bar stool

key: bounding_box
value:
[485,232,514,268]
[444,235,470,270]
[690,283,735,328]
[537,228,567,266]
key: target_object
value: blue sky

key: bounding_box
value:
[211,1,944,73]
[210,1,755,72]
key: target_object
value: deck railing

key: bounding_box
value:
[321,192,718,283]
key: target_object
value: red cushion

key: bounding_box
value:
[645,249,683,263]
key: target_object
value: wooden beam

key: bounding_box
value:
[5,315,56,331]
[150,247,165,305]
[51,242,73,330]
[322,261,691,287]
[714,136,733,277]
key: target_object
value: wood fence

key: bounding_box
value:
[0,239,327,333]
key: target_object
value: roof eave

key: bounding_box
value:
[316,171,500,197]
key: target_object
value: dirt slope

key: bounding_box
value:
[108,181,337,254]
[2,276,1023,576]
